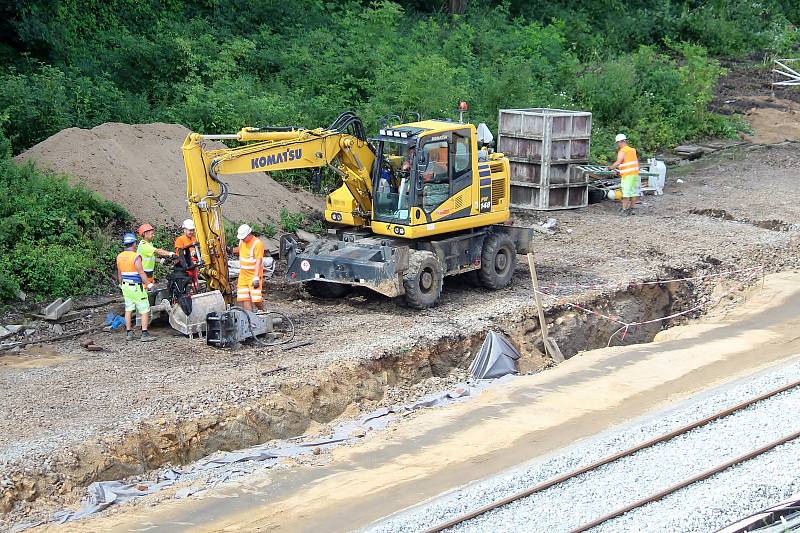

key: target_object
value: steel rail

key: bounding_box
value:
[422,377,800,533]
[568,429,800,532]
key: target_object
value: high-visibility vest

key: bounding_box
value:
[175,235,199,263]
[117,250,142,284]
[239,237,264,276]
[137,240,157,275]
[618,145,640,177]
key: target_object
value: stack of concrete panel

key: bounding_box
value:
[498,108,592,210]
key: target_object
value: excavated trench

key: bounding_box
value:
[5,275,704,516]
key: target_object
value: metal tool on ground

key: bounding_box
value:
[527,252,563,362]
[205,307,294,348]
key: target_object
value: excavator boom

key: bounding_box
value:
[182,114,375,299]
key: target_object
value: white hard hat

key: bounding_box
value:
[182,219,195,230]
[237,223,252,240]
[615,133,627,143]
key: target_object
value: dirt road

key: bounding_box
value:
[3,141,800,527]
[61,271,800,532]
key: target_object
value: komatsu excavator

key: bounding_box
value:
[182,112,533,308]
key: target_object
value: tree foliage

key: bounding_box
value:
[0,0,797,157]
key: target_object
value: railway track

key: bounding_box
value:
[423,377,800,533]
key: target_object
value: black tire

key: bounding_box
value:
[479,233,517,289]
[305,280,352,299]
[403,251,444,309]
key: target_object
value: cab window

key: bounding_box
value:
[419,140,449,213]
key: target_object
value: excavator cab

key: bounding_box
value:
[369,120,510,240]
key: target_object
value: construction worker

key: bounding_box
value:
[116,233,156,342]
[136,223,175,284]
[233,224,265,312]
[174,219,199,291]
[609,133,640,215]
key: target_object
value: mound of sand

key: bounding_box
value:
[16,122,322,225]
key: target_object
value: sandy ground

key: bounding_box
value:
[3,139,800,529]
[15,122,321,225]
[55,271,800,532]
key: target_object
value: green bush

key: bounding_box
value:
[279,209,304,233]
[0,158,129,299]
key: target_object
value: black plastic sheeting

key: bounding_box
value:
[468,331,520,379]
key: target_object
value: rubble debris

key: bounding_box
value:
[260,366,288,376]
[673,145,706,160]
[42,298,74,321]
[5,325,23,334]
[260,236,281,256]
[281,340,312,351]
[0,326,11,340]
[24,329,36,337]
[295,229,319,243]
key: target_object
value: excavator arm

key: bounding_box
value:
[182,116,375,299]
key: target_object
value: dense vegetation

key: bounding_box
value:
[1,0,797,157]
[0,0,798,299]
[0,159,129,299]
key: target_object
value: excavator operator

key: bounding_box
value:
[174,219,200,291]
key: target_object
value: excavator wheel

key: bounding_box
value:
[403,251,444,309]
[305,280,353,299]
[479,233,516,290]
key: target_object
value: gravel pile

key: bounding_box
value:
[366,360,800,533]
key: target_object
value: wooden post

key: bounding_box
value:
[528,251,564,363]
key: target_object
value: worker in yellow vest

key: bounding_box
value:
[609,133,640,216]
[136,223,175,284]
[233,224,265,311]
[116,233,156,342]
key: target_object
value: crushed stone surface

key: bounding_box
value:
[368,361,800,533]
[2,142,800,527]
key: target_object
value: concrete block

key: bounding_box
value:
[43,297,74,320]
[0,326,11,339]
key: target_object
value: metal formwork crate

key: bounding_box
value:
[509,161,590,186]
[498,108,592,166]
[510,182,589,211]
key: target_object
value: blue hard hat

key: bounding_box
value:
[122,232,137,245]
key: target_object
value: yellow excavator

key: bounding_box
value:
[182,112,533,308]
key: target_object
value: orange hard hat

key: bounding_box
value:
[137,223,155,236]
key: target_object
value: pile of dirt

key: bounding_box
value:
[16,122,322,225]
[737,96,800,144]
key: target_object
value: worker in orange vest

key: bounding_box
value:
[609,133,640,216]
[174,219,200,291]
[233,224,265,311]
[116,233,156,342]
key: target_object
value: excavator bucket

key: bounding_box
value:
[168,290,226,336]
